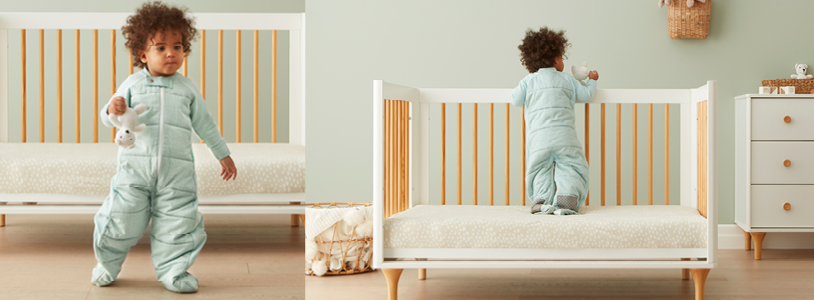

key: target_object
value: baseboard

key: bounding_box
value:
[718,224,814,249]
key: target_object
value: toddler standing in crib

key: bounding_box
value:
[511,27,598,215]
[92,1,237,293]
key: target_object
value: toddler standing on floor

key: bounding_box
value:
[92,1,237,293]
[511,27,598,215]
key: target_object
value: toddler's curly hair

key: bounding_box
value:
[122,1,197,69]
[518,27,570,73]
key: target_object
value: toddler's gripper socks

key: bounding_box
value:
[162,272,199,293]
[531,203,556,215]
[555,195,579,212]
[91,264,115,287]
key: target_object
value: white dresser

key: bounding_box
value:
[735,94,814,260]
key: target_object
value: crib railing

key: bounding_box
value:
[374,81,716,220]
[0,12,305,145]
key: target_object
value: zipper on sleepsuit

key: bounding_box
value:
[156,87,165,177]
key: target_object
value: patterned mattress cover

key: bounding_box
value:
[384,205,707,249]
[0,143,305,197]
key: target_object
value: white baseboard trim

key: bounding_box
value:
[718,224,814,249]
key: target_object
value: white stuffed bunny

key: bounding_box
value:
[108,103,147,149]
[791,64,813,79]
[571,61,590,85]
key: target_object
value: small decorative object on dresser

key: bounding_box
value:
[735,93,814,260]
[762,78,814,94]
[791,64,813,79]
[660,0,711,39]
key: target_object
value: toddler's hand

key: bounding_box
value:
[108,96,127,116]
[219,156,237,181]
[589,70,599,81]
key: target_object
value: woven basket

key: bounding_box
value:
[305,202,374,276]
[668,0,711,39]
[762,79,814,94]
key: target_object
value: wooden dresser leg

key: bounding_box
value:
[383,269,403,300]
[0,214,5,227]
[418,268,426,280]
[690,269,710,300]
[744,230,751,250]
[290,202,301,227]
[681,258,691,280]
[750,232,767,260]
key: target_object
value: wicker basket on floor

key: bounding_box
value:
[762,79,814,94]
[668,0,711,39]
[305,202,373,276]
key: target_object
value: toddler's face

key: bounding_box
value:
[140,30,184,77]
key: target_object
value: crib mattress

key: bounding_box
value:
[384,205,707,249]
[0,143,305,197]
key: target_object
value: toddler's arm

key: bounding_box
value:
[573,71,598,103]
[185,79,231,161]
[100,75,138,128]
[511,79,527,107]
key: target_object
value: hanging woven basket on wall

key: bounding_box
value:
[668,0,711,39]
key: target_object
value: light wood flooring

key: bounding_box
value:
[305,249,814,300]
[0,213,304,300]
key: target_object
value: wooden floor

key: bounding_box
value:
[305,249,814,300]
[0,213,304,300]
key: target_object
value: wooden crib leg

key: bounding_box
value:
[418,268,426,280]
[383,269,403,300]
[750,232,767,260]
[0,214,5,227]
[744,229,751,250]
[681,258,691,280]
[690,269,710,300]
[290,202,301,227]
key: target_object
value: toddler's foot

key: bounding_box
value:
[91,263,115,287]
[161,272,199,293]
[555,195,579,212]
[553,208,577,215]
[531,204,556,215]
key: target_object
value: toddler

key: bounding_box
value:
[92,1,237,293]
[511,27,598,215]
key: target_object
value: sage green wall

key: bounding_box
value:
[3,0,303,144]
[306,0,814,224]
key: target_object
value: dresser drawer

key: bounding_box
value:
[751,185,814,228]
[752,99,814,140]
[751,142,814,184]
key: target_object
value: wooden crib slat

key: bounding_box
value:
[441,103,446,205]
[58,29,62,143]
[457,103,462,206]
[272,30,277,143]
[505,103,509,206]
[401,101,406,213]
[128,53,133,75]
[396,101,401,214]
[698,101,708,218]
[75,30,80,143]
[21,29,26,143]
[600,103,605,206]
[665,104,670,205]
[236,30,242,143]
[616,103,621,206]
[218,30,223,136]
[521,106,526,206]
[110,30,115,143]
[200,30,206,144]
[40,29,44,143]
[585,104,589,206]
[253,30,258,143]
[394,101,399,216]
[183,56,188,77]
[632,104,638,205]
[473,103,477,205]
[649,103,653,205]
[93,29,98,143]
[405,101,409,213]
[489,103,494,206]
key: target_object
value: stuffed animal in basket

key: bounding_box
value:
[659,0,706,8]
[109,104,147,149]
[791,64,813,79]
[571,61,590,85]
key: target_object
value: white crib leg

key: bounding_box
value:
[290,202,301,227]
[681,258,690,280]
[383,268,403,300]
[689,269,710,300]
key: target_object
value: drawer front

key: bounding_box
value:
[751,142,814,184]
[752,99,814,140]
[751,185,814,228]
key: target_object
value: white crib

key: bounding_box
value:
[372,80,717,299]
[0,12,306,227]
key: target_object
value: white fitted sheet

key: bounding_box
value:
[0,143,304,197]
[384,205,707,249]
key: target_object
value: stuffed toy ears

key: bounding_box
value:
[108,113,122,128]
